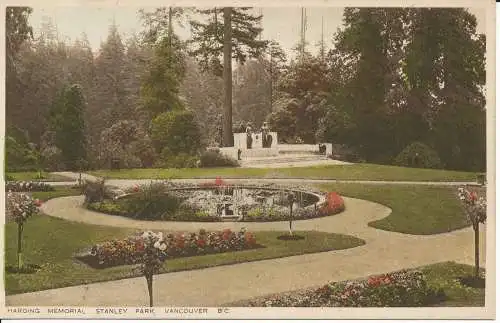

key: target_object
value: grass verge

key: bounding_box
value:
[6,171,73,182]
[319,183,468,234]
[88,163,477,182]
[5,212,364,295]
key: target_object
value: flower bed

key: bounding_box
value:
[6,181,54,192]
[241,192,345,222]
[241,269,444,307]
[76,228,259,269]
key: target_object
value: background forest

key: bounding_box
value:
[5,7,486,173]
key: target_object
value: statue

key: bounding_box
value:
[246,123,253,149]
[261,122,273,148]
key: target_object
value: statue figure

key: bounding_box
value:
[246,123,253,149]
[261,122,272,148]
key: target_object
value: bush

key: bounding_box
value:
[394,142,442,169]
[199,150,239,168]
[151,110,203,156]
[5,181,54,192]
[156,150,198,168]
[41,146,63,171]
[5,136,39,172]
[123,182,182,220]
[83,179,107,204]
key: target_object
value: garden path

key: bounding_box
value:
[5,178,487,307]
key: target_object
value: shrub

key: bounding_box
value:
[156,150,198,168]
[199,150,239,168]
[40,146,63,171]
[83,179,107,204]
[5,136,39,172]
[5,181,54,192]
[151,110,203,156]
[123,182,182,220]
[394,142,442,169]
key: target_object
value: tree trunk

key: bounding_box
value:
[474,224,480,278]
[223,7,233,147]
[17,222,24,270]
[269,51,273,114]
[289,204,293,236]
[146,274,153,307]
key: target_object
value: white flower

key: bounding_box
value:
[159,243,167,251]
[153,241,161,249]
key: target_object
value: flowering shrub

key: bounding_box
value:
[318,192,345,216]
[81,228,258,268]
[246,270,443,307]
[5,181,54,192]
[6,191,43,270]
[6,191,42,224]
[458,187,486,225]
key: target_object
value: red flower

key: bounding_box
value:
[135,241,145,252]
[196,239,206,247]
[470,191,478,201]
[133,185,139,192]
[215,177,224,186]
[34,199,42,207]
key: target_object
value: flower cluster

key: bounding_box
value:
[87,228,257,268]
[5,181,54,192]
[247,270,441,307]
[318,192,345,216]
[458,187,487,225]
[199,177,232,188]
[6,191,42,224]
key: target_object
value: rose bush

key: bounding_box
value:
[81,228,258,268]
[5,181,54,192]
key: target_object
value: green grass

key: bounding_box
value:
[31,186,83,201]
[4,213,364,295]
[423,262,485,306]
[319,183,468,235]
[88,163,477,182]
[5,171,72,182]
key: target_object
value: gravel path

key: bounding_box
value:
[5,178,486,307]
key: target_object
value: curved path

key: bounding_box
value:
[6,180,486,307]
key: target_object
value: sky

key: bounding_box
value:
[28,6,486,57]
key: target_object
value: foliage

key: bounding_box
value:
[5,135,39,172]
[49,84,87,170]
[40,145,63,171]
[140,35,186,118]
[245,269,444,307]
[151,110,203,156]
[81,228,257,268]
[394,142,443,169]
[6,191,42,224]
[121,182,181,220]
[5,181,54,192]
[457,187,487,226]
[199,150,239,168]
[98,120,152,169]
[156,151,198,169]
[83,179,107,204]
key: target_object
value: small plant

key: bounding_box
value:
[6,192,42,270]
[124,182,181,220]
[394,142,442,169]
[5,181,54,192]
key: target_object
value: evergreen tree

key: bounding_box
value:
[49,84,87,170]
[189,7,267,146]
[140,35,186,119]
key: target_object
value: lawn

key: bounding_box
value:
[319,183,468,234]
[88,163,477,182]
[4,213,364,295]
[30,186,83,201]
[5,171,73,182]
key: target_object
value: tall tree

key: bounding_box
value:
[49,84,87,170]
[139,7,192,45]
[140,34,186,119]
[189,7,267,146]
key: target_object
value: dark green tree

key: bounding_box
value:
[189,7,268,146]
[49,84,87,170]
[140,35,186,119]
